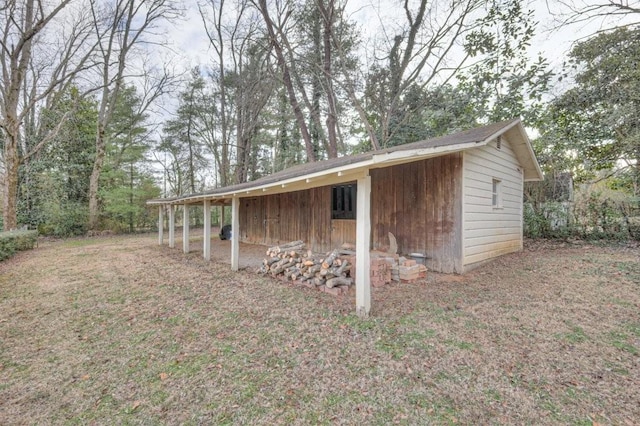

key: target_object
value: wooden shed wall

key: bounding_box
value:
[370,153,463,273]
[238,186,353,253]
[239,153,463,273]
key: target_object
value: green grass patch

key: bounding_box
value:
[608,331,638,355]
[556,325,589,344]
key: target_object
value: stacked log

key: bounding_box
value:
[259,242,354,295]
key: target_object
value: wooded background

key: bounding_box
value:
[0,0,638,239]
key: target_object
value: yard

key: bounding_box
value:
[1,234,639,425]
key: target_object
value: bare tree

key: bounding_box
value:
[254,0,317,162]
[86,0,181,230]
[199,0,234,186]
[0,0,95,230]
[362,0,485,148]
[317,0,339,158]
[547,0,640,34]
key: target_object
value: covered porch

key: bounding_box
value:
[151,171,373,317]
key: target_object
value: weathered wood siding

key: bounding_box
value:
[240,154,464,272]
[370,154,463,273]
[239,186,351,253]
[462,136,524,267]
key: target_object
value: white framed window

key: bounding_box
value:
[492,178,502,208]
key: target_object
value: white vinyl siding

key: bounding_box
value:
[463,136,524,266]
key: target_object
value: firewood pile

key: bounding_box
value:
[259,240,429,296]
[259,240,354,295]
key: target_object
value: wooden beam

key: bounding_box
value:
[158,206,164,245]
[231,197,240,271]
[168,205,175,249]
[356,173,372,318]
[203,200,211,261]
[183,204,190,254]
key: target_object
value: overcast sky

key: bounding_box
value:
[163,1,624,75]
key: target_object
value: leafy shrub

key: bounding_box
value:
[572,189,636,240]
[0,230,38,261]
[524,183,639,241]
[524,202,572,239]
[37,202,88,237]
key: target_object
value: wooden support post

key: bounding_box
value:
[158,205,164,245]
[203,200,211,261]
[183,204,190,254]
[168,205,175,249]
[356,173,372,318]
[231,197,239,271]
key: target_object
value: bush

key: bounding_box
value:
[524,183,639,241]
[524,202,572,239]
[0,230,38,261]
[37,202,88,237]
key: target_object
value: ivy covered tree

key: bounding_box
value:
[18,88,98,236]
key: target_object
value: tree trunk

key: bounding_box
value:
[88,124,106,230]
[257,0,316,162]
[319,0,338,158]
[2,132,20,230]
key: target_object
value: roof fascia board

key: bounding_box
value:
[483,119,521,146]
[371,141,484,167]
[169,167,372,205]
[512,124,544,181]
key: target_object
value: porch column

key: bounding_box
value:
[183,204,190,254]
[158,205,164,245]
[231,197,239,271]
[203,200,211,261]
[168,205,175,248]
[356,172,372,318]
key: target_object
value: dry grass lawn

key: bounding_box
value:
[1,234,639,425]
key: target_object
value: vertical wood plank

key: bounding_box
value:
[231,197,240,271]
[203,200,211,261]
[169,205,175,248]
[356,173,371,318]
[158,206,164,245]
[454,152,464,273]
[426,158,433,263]
[183,204,190,254]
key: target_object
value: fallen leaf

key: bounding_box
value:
[81,374,90,380]
[159,372,168,380]
[131,400,141,411]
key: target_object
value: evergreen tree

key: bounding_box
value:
[100,85,160,233]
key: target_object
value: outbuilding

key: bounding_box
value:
[148,118,543,317]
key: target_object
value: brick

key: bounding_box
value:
[324,286,346,296]
[398,265,421,274]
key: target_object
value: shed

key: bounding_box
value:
[148,118,543,317]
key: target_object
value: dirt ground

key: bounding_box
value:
[0,233,639,425]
